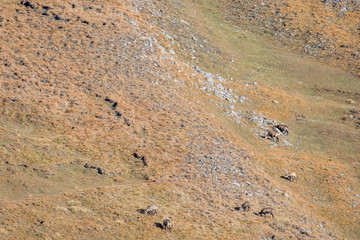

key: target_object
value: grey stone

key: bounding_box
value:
[283,140,293,146]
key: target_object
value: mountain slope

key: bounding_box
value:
[222,0,360,77]
[0,0,359,239]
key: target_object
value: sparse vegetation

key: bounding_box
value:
[0,0,359,239]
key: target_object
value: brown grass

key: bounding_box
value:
[221,0,360,77]
[0,0,359,239]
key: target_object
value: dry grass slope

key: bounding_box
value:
[222,0,360,77]
[0,0,359,239]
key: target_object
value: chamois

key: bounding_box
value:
[163,218,172,232]
[241,201,251,212]
[288,172,297,182]
[144,204,158,215]
[258,207,274,218]
[266,130,279,142]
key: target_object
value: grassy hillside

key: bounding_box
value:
[221,0,360,77]
[0,0,359,239]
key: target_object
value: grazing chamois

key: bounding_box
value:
[241,201,251,212]
[258,207,274,218]
[144,204,158,215]
[266,130,279,143]
[274,124,289,135]
[163,218,172,232]
[288,172,297,182]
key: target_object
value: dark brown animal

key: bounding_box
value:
[241,201,251,212]
[163,218,172,232]
[266,130,279,142]
[144,204,158,215]
[258,207,274,218]
[274,124,289,135]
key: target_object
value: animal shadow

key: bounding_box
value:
[137,209,146,214]
[280,175,291,181]
[154,222,164,229]
[234,207,241,211]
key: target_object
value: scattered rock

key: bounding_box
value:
[300,229,312,236]
[342,109,360,128]
[68,206,93,214]
[247,113,277,127]
[84,163,105,175]
[282,140,292,146]
[20,1,35,9]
